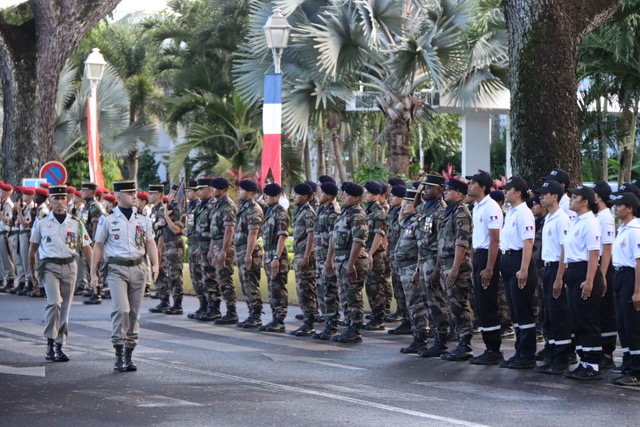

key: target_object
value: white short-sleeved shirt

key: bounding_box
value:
[541,208,572,262]
[563,211,602,263]
[559,194,576,222]
[0,199,14,232]
[94,206,154,258]
[30,212,91,259]
[472,195,503,250]
[596,208,616,256]
[612,218,640,268]
[500,202,536,251]
[19,201,35,231]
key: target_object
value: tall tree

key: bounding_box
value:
[0,0,122,182]
[504,0,621,186]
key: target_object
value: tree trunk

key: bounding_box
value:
[504,0,620,187]
[331,128,348,184]
[386,118,410,175]
[599,98,609,181]
[0,0,123,183]
[126,147,139,180]
[316,134,326,177]
[619,101,639,185]
[303,137,312,181]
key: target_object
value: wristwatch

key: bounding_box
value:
[272,254,279,260]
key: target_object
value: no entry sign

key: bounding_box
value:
[39,161,68,185]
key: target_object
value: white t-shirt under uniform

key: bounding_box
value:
[563,211,602,263]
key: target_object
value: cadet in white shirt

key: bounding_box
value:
[562,186,605,380]
[465,170,505,365]
[610,193,640,386]
[543,168,576,221]
[91,180,159,372]
[498,177,538,369]
[28,185,92,362]
[592,181,617,369]
[534,181,572,374]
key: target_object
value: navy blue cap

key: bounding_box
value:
[445,178,468,195]
[544,169,571,187]
[611,192,640,209]
[490,190,504,202]
[591,180,612,201]
[568,185,596,205]
[535,181,564,199]
[499,176,529,194]
[465,170,493,189]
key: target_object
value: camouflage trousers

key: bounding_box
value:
[236,247,263,311]
[294,255,318,317]
[188,242,204,297]
[263,252,289,320]
[365,250,391,317]
[420,257,450,333]
[160,239,184,298]
[390,258,408,315]
[439,264,473,338]
[196,241,219,303]
[210,242,237,306]
[398,262,428,333]
[316,253,340,319]
[336,256,370,324]
[155,240,168,295]
[498,277,512,326]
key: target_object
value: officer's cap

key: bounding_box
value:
[412,181,421,189]
[544,168,571,187]
[391,185,407,198]
[239,179,259,193]
[196,178,216,189]
[445,178,468,195]
[568,185,596,205]
[81,182,97,191]
[211,177,230,190]
[48,185,67,196]
[591,180,612,201]
[364,181,382,195]
[344,182,364,197]
[424,174,446,187]
[188,180,198,190]
[136,191,149,201]
[293,183,313,196]
[263,183,283,197]
[171,184,179,192]
[148,184,164,193]
[388,177,406,187]
[113,180,137,193]
[320,182,339,196]
[465,170,493,189]
[611,192,640,209]
[405,189,417,201]
[318,175,336,184]
[535,181,564,199]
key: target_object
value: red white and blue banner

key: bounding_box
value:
[261,73,282,187]
[87,95,105,188]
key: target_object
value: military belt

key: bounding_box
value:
[543,261,559,267]
[107,256,145,267]
[501,249,522,255]
[42,257,75,265]
[397,259,419,268]
[614,266,634,272]
[19,229,31,234]
[0,230,8,236]
[566,261,588,269]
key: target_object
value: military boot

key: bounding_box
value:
[113,345,127,372]
[400,331,429,354]
[124,347,137,371]
[238,309,263,329]
[290,316,315,337]
[0,278,15,293]
[83,287,102,305]
[441,335,473,361]
[28,287,45,298]
[163,296,183,315]
[9,281,25,294]
[215,305,239,325]
[188,296,208,319]
[385,310,404,323]
[101,288,111,299]
[387,315,412,335]
[259,317,286,333]
[195,300,222,321]
[332,322,363,343]
[149,296,170,313]
[313,318,339,340]
[19,280,34,296]
[418,332,449,358]
[53,343,69,362]
[45,338,55,361]
[149,291,161,299]
[364,313,385,331]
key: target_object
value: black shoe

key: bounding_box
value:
[506,356,536,369]
[564,364,601,380]
[500,325,515,339]
[82,289,94,297]
[441,336,473,362]
[612,365,626,375]
[331,323,362,343]
[45,339,55,361]
[290,319,315,337]
[364,315,385,331]
[387,318,412,335]
[418,333,449,358]
[238,310,263,329]
[499,354,520,368]
[612,374,640,386]
[28,288,45,298]
[83,293,102,305]
[469,350,504,365]
[385,311,404,323]
[315,315,326,324]
[101,288,111,299]
[364,313,373,320]
[188,296,208,319]
[195,301,222,321]
[149,298,170,313]
[113,345,127,372]
[295,314,304,320]
[215,307,239,325]
[535,346,550,361]
[400,332,429,354]
[124,347,137,372]
[53,344,69,362]
[260,319,285,333]
[18,282,33,296]
[536,362,568,375]
[337,318,351,327]
[9,282,25,294]
[599,355,616,370]
[313,320,339,340]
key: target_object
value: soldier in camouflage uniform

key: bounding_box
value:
[207,178,238,324]
[386,183,411,335]
[183,181,205,319]
[80,182,107,305]
[290,183,318,337]
[234,180,264,328]
[362,181,390,331]
[260,183,290,333]
[313,182,342,340]
[148,185,167,302]
[157,195,185,315]
[434,178,474,362]
[326,182,370,343]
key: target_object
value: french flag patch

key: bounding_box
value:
[595,236,600,241]
[489,216,499,221]
[525,226,534,231]
[607,231,613,236]
[563,230,568,235]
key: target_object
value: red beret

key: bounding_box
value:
[35,188,49,196]
[74,190,81,197]
[162,195,169,203]
[40,182,50,188]
[15,185,24,192]
[104,194,116,202]
[66,186,76,194]
[22,187,35,196]
[136,191,149,201]
[95,189,103,196]
[0,183,13,191]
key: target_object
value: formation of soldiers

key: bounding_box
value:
[2,170,640,386]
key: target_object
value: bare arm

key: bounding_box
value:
[146,238,160,281]
[28,242,39,286]
[368,233,385,257]
[580,249,600,299]
[164,210,182,234]
[516,239,533,289]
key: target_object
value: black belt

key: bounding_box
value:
[19,229,31,234]
[107,256,144,267]
[544,261,560,267]
[567,261,588,269]
[614,266,634,272]
[501,249,522,255]
[42,257,75,265]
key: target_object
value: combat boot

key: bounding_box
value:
[385,310,404,322]
[215,305,239,324]
[441,335,473,361]
[332,322,363,343]
[418,332,449,358]
[113,345,127,372]
[101,288,111,299]
[290,316,315,337]
[364,313,385,331]
[149,296,170,313]
[400,331,429,354]
[387,315,412,335]
[53,343,69,362]
[188,296,208,319]
[149,291,160,299]
[83,287,102,305]
[124,347,137,371]
[163,296,183,315]
[0,278,15,293]
[45,338,55,361]
[9,281,25,294]
[195,300,222,321]
[260,317,286,333]
[238,309,262,329]
[28,287,45,298]
[19,280,34,296]
[313,318,339,340]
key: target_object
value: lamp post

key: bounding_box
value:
[84,48,107,187]
[261,9,291,187]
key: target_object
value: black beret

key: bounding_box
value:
[388,177,406,187]
[263,183,283,197]
[294,183,313,196]
[379,183,388,194]
[304,180,318,193]
[445,178,468,195]
[341,181,353,191]
[365,181,382,195]
[319,175,336,184]
[211,177,230,190]
[391,185,406,198]
[320,182,339,196]
[239,179,259,193]
[344,182,364,197]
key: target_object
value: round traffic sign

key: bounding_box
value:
[39,161,68,185]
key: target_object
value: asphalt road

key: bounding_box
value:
[1,293,638,427]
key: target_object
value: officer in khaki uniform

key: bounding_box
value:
[28,185,93,362]
[91,180,159,372]
[0,183,16,290]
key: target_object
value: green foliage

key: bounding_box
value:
[352,161,390,185]
[1,3,34,26]
[65,149,122,188]
[490,128,507,178]
[137,148,161,190]
[419,114,462,173]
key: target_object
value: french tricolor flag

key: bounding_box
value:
[261,73,282,187]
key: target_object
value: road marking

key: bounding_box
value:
[0,364,45,377]
[78,389,203,408]
[318,383,445,402]
[415,381,562,401]
[262,353,366,370]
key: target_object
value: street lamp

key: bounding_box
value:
[84,48,106,93]
[84,48,107,187]
[263,8,291,74]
